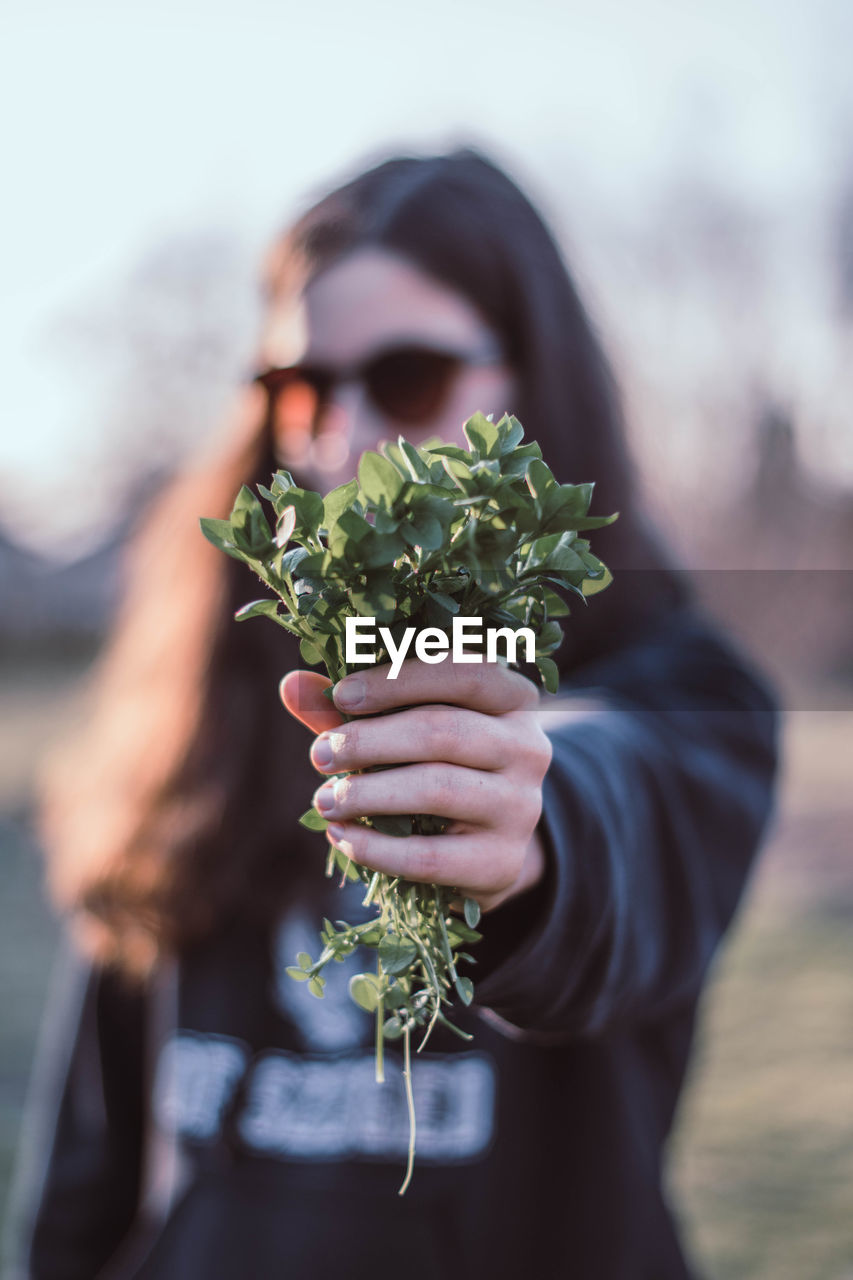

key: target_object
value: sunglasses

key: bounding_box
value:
[253,340,503,431]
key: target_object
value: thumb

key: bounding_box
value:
[279,670,344,733]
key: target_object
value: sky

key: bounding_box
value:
[2,0,852,550]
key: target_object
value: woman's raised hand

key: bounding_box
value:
[279,662,552,913]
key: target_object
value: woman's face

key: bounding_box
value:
[257,247,518,493]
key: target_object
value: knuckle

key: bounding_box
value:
[513,719,552,778]
[490,720,517,763]
[530,726,553,775]
[452,662,483,703]
[426,764,459,812]
[438,707,467,757]
[422,707,451,757]
[512,785,543,833]
[412,841,443,882]
[517,676,542,710]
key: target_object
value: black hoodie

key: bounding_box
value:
[11,608,779,1280]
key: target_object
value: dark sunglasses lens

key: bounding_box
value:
[366,349,460,423]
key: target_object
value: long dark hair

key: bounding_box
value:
[42,148,685,976]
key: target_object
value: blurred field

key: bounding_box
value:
[0,655,851,1276]
[671,708,853,1280]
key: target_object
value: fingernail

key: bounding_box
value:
[334,676,365,711]
[311,736,334,769]
[314,782,337,815]
[326,823,345,844]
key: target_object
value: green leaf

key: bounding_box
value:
[373,506,400,534]
[427,444,470,461]
[295,550,333,579]
[276,545,311,577]
[564,513,619,531]
[361,530,406,568]
[234,599,281,623]
[398,437,432,481]
[286,966,310,982]
[369,814,413,837]
[554,482,594,517]
[542,587,571,617]
[463,898,481,929]
[293,488,326,531]
[536,655,560,693]
[230,484,273,552]
[323,478,359,530]
[275,505,296,548]
[349,973,382,1012]
[445,920,482,945]
[544,539,586,574]
[526,459,556,501]
[308,976,326,998]
[463,412,499,457]
[384,982,408,1010]
[427,590,459,614]
[333,507,373,546]
[331,848,359,882]
[497,414,525,453]
[507,441,542,464]
[358,451,405,506]
[378,936,418,975]
[299,808,329,831]
[199,517,247,562]
[350,577,396,624]
[454,975,474,1006]
[536,619,564,651]
[379,439,411,479]
[299,636,326,666]
[582,564,613,596]
[297,951,313,969]
[198,517,234,549]
[400,512,443,550]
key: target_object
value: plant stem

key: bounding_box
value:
[375,953,385,1084]
[398,1024,416,1196]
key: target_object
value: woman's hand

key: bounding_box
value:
[279,661,553,913]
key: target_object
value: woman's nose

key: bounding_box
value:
[316,382,383,469]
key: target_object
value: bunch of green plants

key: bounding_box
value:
[201,411,614,1190]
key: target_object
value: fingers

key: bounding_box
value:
[309,705,516,774]
[314,763,539,831]
[279,670,344,734]
[323,822,521,901]
[332,658,539,718]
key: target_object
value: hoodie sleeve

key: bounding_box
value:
[8,938,146,1280]
[472,608,780,1040]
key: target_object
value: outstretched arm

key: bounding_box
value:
[281,607,779,1041]
[471,608,780,1038]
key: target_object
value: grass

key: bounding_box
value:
[671,710,853,1278]
[0,659,851,1277]
[671,888,853,1278]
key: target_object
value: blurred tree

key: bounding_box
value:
[833,165,853,322]
[49,228,257,543]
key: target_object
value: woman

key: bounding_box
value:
[13,150,778,1278]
